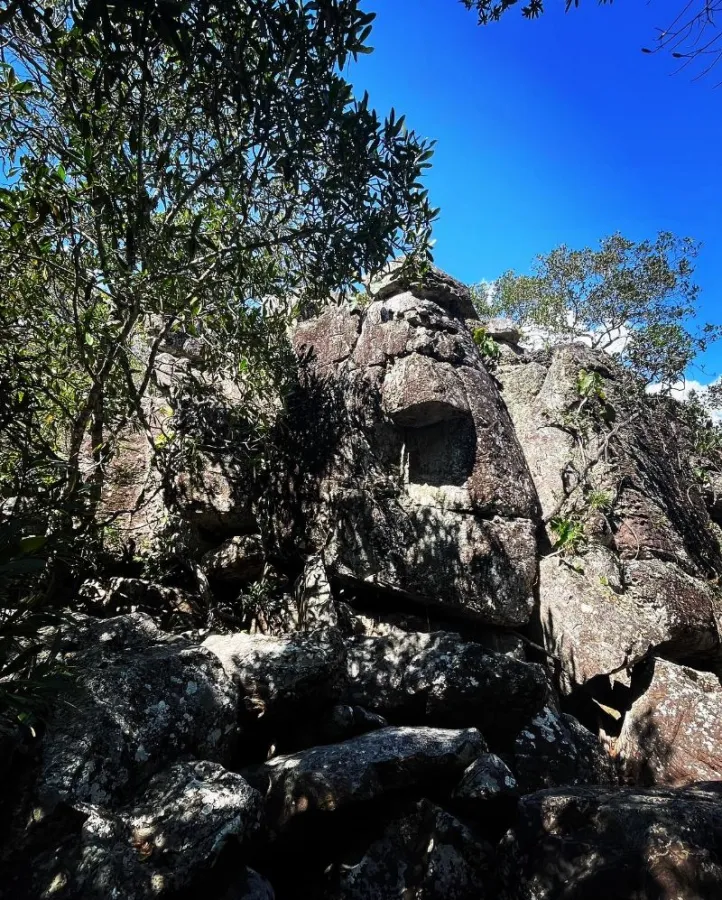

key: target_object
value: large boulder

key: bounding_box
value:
[202,629,346,722]
[368,259,480,322]
[513,706,616,793]
[40,615,238,807]
[286,282,539,627]
[344,630,548,745]
[247,726,484,829]
[25,761,263,900]
[617,657,722,786]
[498,344,722,689]
[499,785,722,899]
[323,799,491,900]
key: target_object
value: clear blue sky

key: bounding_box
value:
[350,0,722,385]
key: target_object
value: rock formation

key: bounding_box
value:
[4,265,722,899]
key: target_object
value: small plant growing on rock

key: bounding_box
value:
[588,489,614,512]
[576,369,606,402]
[549,516,586,555]
[472,326,501,363]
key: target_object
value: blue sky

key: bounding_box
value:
[350,0,722,386]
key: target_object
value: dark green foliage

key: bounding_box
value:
[0,0,437,701]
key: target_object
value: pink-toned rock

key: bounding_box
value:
[618,657,722,786]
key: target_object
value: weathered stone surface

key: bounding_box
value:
[294,555,339,632]
[344,630,547,743]
[369,260,479,321]
[540,550,722,691]
[499,785,722,899]
[337,604,527,659]
[293,305,361,374]
[202,535,266,583]
[498,344,722,689]
[381,354,470,426]
[249,726,484,829]
[172,453,256,538]
[286,290,539,627]
[481,317,521,345]
[618,657,722,786]
[514,707,616,793]
[30,761,262,900]
[453,753,518,802]
[41,617,237,806]
[325,799,491,899]
[202,629,346,721]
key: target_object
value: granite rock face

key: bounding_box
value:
[248,726,485,829]
[344,629,548,745]
[498,344,722,690]
[618,657,722,786]
[40,615,238,808]
[11,267,722,900]
[324,799,491,900]
[499,785,722,900]
[288,279,539,627]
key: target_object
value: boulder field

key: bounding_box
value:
[4,266,722,899]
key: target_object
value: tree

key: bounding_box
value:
[0,0,437,710]
[476,232,720,386]
[0,0,436,530]
[461,0,722,78]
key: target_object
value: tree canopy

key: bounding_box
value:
[0,0,438,710]
[477,232,720,386]
[0,0,436,524]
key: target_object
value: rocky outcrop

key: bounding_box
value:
[618,657,722,786]
[9,267,722,900]
[40,614,237,807]
[513,706,616,793]
[288,275,539,627]
[323,799,491,900]
[29,762,263,900]
[498,344,722,690]
[344,629,548,744]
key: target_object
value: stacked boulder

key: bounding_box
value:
[5,265,722,900]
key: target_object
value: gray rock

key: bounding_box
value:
[202,629,346,721]
[381,354,470,426]
[41,620,238,806]
[202,534,266,583]
[326,799,491,899]
[368,259,479,321]
[513,707,616,793]
[172,453,256,538]
[287,288,539,628]
[498,345,722,690]
[31,761,262,900]
[250,726,485,829]
[617,657,722,786]
[540,551,722,691]
[498,785,722,899]
[481,317,521,345]
[344,630,548,743]
[294,555,338,631]
[453,753,518,802]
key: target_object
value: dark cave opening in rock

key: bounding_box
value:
[404,415,476,487]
